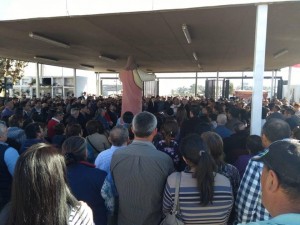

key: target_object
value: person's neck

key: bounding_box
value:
[269,195,300,217]
[134,136,153,142]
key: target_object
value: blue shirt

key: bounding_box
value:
[94,145,126,195]
[214,125,233,139]
[240,213,300,225]
[0,142,19,175]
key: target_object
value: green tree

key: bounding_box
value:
[0,58,28,96]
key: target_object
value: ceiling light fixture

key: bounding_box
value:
[34,56,59,62]
[106,69,117,72]
[182,24,192,44]
[29,32,70,48]
[273,49,288,59]
[80,64,94,69]
[99,54,116,63]
[193,52,198,61]
[197,63,202,69]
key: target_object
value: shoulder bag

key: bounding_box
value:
[160,172,184,225]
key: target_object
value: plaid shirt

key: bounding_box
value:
[235,151,271,223]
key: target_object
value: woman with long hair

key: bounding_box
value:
[62,136,114,225]
[0,143,93,225]
[155,119,181,171]
[201,131,240,197]
[162,134,233,224]
[201,131,240,224]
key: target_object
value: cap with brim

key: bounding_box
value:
[253,139,300,184]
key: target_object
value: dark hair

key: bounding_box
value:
[228,107,240,119]
[201,131,224,166]
[22,118,34,129]
[62,136,87,164]
[86,120,104,135]
[109,126,129,146]
[190,105,200,117]
[65,123,82,138]
[261,107,269,119]
[292,127,300,140]
[8,115,22,127]
[6,143,78,225]
[25,122,41,139]
[262,118,291,143]
[264,141,300,202]
[246,135,264,155]
[180,134,216,206]
[176,107,187,126]
[194,122,212,136]
[122,111,134,124]
[161,120,179,146]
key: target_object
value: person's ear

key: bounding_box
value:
[261,133,270,148]
[266,170,280,193]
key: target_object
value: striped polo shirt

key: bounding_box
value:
[163,171,233,225]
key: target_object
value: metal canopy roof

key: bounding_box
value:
[0,2,299,73]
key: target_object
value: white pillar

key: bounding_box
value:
[216,71,219,99]
[270,70,274,98]
[250,4,268,135]
[274,70,278,98]
[73,68,77,97]
[36,63,40,98]
[95,72,100,96]
[195,72,198,96]
[287,66,292,103]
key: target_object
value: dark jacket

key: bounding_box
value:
[67,162,108,225]
[0,144,12,210]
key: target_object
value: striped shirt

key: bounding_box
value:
[69,201,94,225]
[163,171,233,225]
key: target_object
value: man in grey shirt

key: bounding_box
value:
[111,112,174,225]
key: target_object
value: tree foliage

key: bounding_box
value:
[0,58,28,84]
[171,84,205,96]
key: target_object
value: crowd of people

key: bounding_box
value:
[0,94,300,225]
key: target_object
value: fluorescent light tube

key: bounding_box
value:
[193,52,198,61]
[106,69,117,72]
[80,64,94,69]
[99,55,116,63]
[182,24,192,44]
[29,32,70,48]
[273,49,288,59]
[34,56,58,62]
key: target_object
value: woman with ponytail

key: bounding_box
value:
[162,134,233,224]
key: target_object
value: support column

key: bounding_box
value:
[95,72,100,96]
[241,71,244,90]
[287,67,292,103]
[36,63,40,98]
[73,68,77,97]
[270,70,274,98]
[274,70,277,97]
[156,78,160,96]
[250,4,268,135]
[216,71,219,99]
[195,72,198,96]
